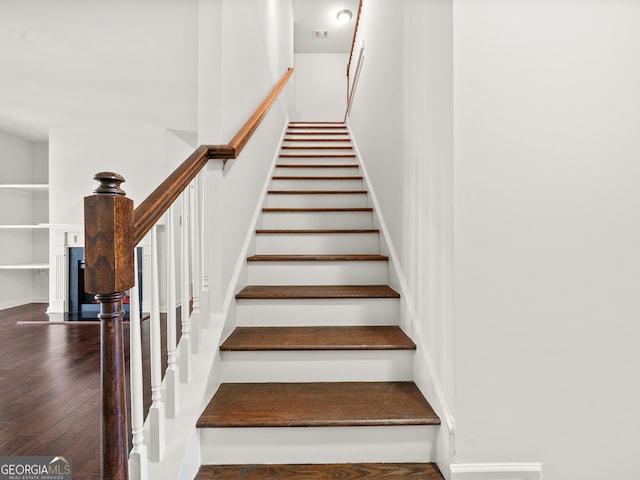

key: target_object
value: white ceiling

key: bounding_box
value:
[293,0,359,54]
[0,0,356,143]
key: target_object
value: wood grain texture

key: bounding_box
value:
[267,190,367,195]
[197,382,439,428]
[196,463,444,479]
[262,207,373,212]
[220,326,415,351]
[275,164,359,168]
[255,229,379,234]
[288,125,347,130]
[281,145,353,150]
[285,131,350,136]
[246,254,387,262]
[235,285,400,299]
[283,138,351,142]
[0,303,181,479]
[279,153,356,157]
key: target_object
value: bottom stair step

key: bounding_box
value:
[198,382,439,428]
[196,462,444,479]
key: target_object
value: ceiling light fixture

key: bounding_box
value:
[337,9,353,24]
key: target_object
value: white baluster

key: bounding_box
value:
[180,193,191,383]
[189,181,201,354]
[199,169,210,329]
[148,226,165,461]
[128,249,148,480]
[165,207,179,418]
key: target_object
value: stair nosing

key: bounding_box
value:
[197,381,439,429]
[247,254,387,262]
[255,229,379,234]
[235,285,400,300]
[262,207,373,212]
[220,326,415,352]
[267,190,367,195]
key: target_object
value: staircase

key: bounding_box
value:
[195,122,443,479]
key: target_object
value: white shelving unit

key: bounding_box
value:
[0,132,50,309]
[0,184,50,270]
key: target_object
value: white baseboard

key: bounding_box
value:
[0,297,35,311]
[450,463,543,480]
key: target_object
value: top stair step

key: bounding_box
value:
[197,381,440,428]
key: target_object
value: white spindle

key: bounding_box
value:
[148,226,165,461]
[189,181,201,354]
[165,207,179,418]
[180,193,191,383]
[128,249,148,480]
[200,169,210,329]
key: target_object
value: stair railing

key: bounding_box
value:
[345,0,363,105]
[83,67,293,480]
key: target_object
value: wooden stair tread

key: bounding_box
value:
[196,463,444,479]
[247,254,387,262]
[282,145,353,149]
[288,125,347,129]
[197,382,439,428]
[263,207,373,212]
[280,153,356,157]
[276,163,358,168]
[286,131,349,135]
[236,285,400,299]
[272,176,363,180]
[220,326,415,351]
[268,190,367,194]
[284,138,351,142]
[255,229,379,234]
[290,121,345,124]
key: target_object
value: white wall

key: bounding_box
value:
[347,0,454,474]
[453,1,640,479]
[49,126,168,225]
[198,0,294,310]
[293,53,348,121]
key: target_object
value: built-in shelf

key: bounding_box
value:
[0,263,49,270]
[0,224,49,230]
[0,184,49,192]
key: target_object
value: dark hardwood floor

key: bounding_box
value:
[0,303,178,479]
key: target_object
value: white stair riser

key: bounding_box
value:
[255,233,379,254]
[247,261,388,285]
[261,211,373,229]
[266,193,368,209]
[275,167,360,177]
[199,425,436,465]
[280,150,354,157]
[277,156,357,165]
[271,179,363,191]
[220,350,414,383]
[235,298,399,327]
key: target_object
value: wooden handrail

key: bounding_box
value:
[83,66,293,480]
[346,0,363,80]
[133,67,294,245]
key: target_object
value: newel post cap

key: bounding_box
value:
[84,171,135,294]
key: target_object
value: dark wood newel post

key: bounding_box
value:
[84,172,135,480]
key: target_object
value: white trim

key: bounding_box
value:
[219,119,289,318]
[346,121,456,435]
[451,463,543,480]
